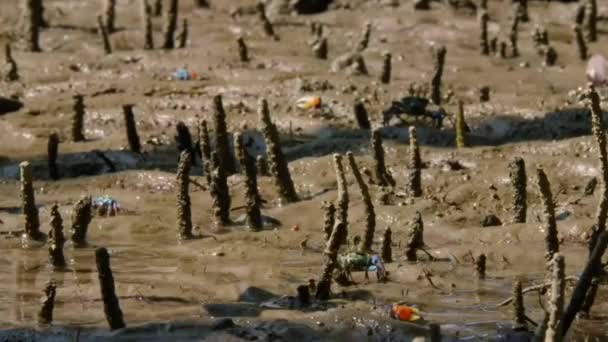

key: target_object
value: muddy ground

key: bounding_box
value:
[1,0,608,340]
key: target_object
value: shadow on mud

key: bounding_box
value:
[0,106,598,181]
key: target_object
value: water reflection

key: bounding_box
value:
[12,250,44,323]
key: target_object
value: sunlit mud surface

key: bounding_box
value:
[1,0,608,340]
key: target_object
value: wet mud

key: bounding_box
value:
[1,0,608,340]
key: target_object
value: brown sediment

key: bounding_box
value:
[316,222,347,300]
[72,94,86,142]
[372,129,395,187]
[313,37,328,60]
[213,95,237,175]
[585,84,608,256]
[407,126,422,197]
[322,201,335,241]
[95,247,126,330]
[237,36,249,62]
[178,18,188,49]
[199,120,212,185]
[430,45,446,105]
[509,4,520,58]
[561,231,608,337]
[70,196,93,247]
[479,10,489,56]
[333,154,349,244]
[123,104,141,154]
[162,0,179,49]
[405,211,424,262]
[3,1,608,337]
[210,151,231,226]
[353,100,371,130]
[586,0,597,42]
[456,100,467,148]
[381,227,392,263]
[97,15,113,55]
[102,0,116,34]
[259,98,299,203]
[380,51,391,84]
[235,132,263,231]
[508,157,527,224]
[176,151,194,240]
[21,161,44,242]
[545,254,564,341]
[355,22,371,52]
[536,167,559,263]
[573,24,587,61]
[23,0,41,52]
[512,279,526,330]
[142,0,154,50]
[346,152,375,253]
[3,43,19,82]
[37,280,56,326]
[48,204,67,269]
[47,133,59,180]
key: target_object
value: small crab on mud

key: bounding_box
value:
[92,196,121,217]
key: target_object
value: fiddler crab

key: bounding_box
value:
[336,253,387,284]
[93,196,121,217]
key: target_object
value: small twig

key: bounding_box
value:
[538,289,547,314]
[423,269,440,289]
[524,314,538,327]
[419,247,437,261]
[189,177,207,191]
[496,276,579,307]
